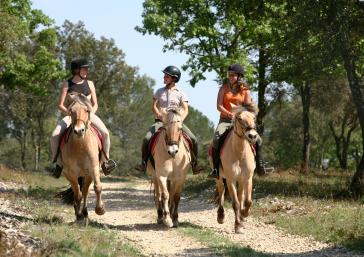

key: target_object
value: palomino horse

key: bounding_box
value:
[61,93,105,224]
[147,108,191,228]
[213,103,259,233]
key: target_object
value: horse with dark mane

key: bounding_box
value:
[61,93,105,224]
[212,103,259,233]
[147,107,191,227]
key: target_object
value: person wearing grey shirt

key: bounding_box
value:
[135,65,203,174]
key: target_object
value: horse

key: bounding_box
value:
[212,103,259,233]
[147,107,191,228]
[60,93,105,224]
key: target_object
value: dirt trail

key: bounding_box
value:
[87,179,362,257]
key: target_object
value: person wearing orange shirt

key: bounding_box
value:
[208,64,253,179]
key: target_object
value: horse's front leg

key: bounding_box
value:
[226,179,243,233]
[216,177,226,224]
[90,165,105,215]
[241,175,253,218]
[68,175,83,221]
[81,175,93,225]
[153,176,164,224]
[158,176,173,228]
[170,180,184,227]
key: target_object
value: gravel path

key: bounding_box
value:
[87,179,363,257]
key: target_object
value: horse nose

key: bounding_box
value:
[74,128,85,136]
[249,134,256,139]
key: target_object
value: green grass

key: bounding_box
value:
[177,222,270,257]
[0,165,144,257]
[28,222,145,257]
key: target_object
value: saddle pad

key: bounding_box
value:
[59,124,103,151]
[208,132,256,157]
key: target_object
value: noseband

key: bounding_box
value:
[234,117,256,141]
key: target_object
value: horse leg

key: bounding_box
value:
[241,176,253,218]
[91,166,105,215]
[69,178,83,221]
[158,176,173,228]
[170,181,183,227]
[216,178,225,224]
[154,177,163,224]
[226,180,243,233]
[81,175,92,226]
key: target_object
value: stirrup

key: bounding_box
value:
[207,168,219,179]
[102,159,117,175]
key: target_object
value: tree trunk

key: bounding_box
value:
[340,38,364,196]
[255,48,268,176]
[299,83,311,173]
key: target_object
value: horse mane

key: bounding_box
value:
[231,103,259,115]
[68,92,93,112]
[165,107,182,123]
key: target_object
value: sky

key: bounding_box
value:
[31,0,220,125]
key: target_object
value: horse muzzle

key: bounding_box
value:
[73,126,86,138]
[167,144,179,158]
[245,130,259,144]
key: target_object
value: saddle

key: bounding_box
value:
[54,124,105,163]
[148,127,193,169]
[208,128,256,158]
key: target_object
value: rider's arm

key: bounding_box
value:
[88,81,98,113]
[180,101,188,121]
[58,81,70,115]
[243,89,252,105]
[217,85,233,118]
[152,98,163,120]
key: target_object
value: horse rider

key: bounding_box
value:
[50,58,117,178]
[208,63,255,179]
[134,65,204,174]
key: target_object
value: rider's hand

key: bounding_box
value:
[157,112,163,121]
[227,112,234,119]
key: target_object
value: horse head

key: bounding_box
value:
[231,103,260,144]
[68,93,92,138]
[161,107,183,158]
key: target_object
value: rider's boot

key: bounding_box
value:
[207,147,220,179]
[190,141,204,174]
[101,159,117,175]
[134,139,149,172]
[52,164,63,178]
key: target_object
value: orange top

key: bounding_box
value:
[220,84,249,119]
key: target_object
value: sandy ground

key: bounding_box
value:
[85,178,363,257]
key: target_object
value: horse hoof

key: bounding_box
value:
[235,224,244,234]
[95,206,105,215]
[163,217,173,228]
[172,220,179,227]
[217,217,225,224]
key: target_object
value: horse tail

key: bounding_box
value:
[55,177,84,204]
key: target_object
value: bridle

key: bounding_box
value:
[233,116,256,143]
[165,119,182,146]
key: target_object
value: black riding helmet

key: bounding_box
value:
[70,58,89,75]
[162,65,181,82]
[228,63,245,77]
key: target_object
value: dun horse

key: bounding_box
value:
[213,103,259,233]
[147,108,191,228]
[61,93,105,224]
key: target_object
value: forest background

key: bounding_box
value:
[1,0,364,196]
